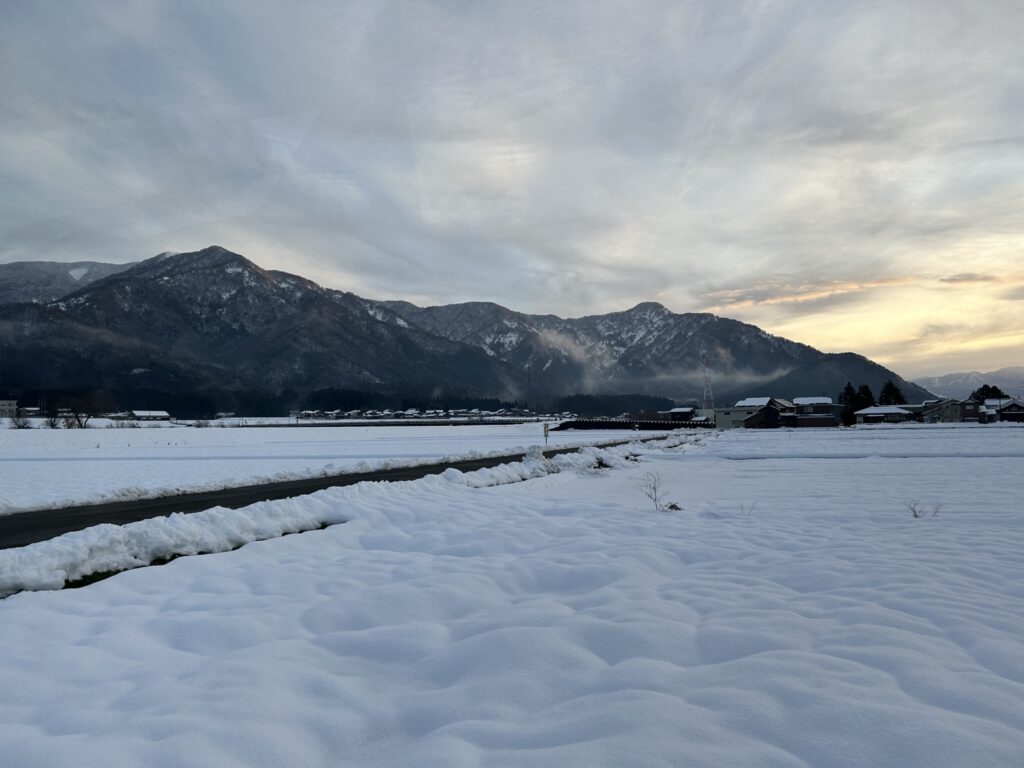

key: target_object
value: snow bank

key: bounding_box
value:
[0,438,688,597]
[0,422,676,514]
[0,495,346,595]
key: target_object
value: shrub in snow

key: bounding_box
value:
[639,470,681,512]
[906,499,942,518]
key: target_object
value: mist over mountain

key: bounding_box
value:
[374,298,931,404]
[914,367,1024,401]
[0,246,932,412]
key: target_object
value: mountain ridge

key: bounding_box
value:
[0,260,133,305]
[914,367,1024,400]
[1,246,933,409]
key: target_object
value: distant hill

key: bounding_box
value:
[0,260,133,305]
[0,245,933,412]
[914,367,1024,400]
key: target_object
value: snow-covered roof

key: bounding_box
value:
[734,397,771,407]
[733,397,794,409]
[669,407,694,413]
[131,410,171,418]
[990,398,1024,409]
[855,406,911,415]
[793,397,832,405]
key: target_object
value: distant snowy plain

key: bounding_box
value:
[1,426,1023,766]
[0,422,644,513]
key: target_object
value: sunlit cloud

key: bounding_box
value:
[702,278,915,313]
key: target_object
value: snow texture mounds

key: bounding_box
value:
[0,429,1023,767]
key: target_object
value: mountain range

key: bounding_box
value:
[913,367,1024,401]
[0,246,933,413]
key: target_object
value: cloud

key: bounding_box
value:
[1,0,1023,375]
[700,277,913,317]
[940,273,997,283]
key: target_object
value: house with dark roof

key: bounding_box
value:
[130,410,172,421]
[784,397,840,427]
[988,398,1024,422]
[855,406,915,424]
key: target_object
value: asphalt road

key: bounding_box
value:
[0,437,663,550]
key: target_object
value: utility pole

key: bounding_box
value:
[702,351,715,412]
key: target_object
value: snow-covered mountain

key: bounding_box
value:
[0,247,512,398]
[914,367,1024,400]
[374,298,931,403]
[0,260,133,305]
[0,246,932,407]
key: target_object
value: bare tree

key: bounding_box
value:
[8,414,32,429]
[69,410,91,428]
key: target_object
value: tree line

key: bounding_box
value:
[837,381,1011,426]
[837,380,906,426]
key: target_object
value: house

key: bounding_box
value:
[668,407,696,422]
[785,397,840,427]
[982,397,1024,423]
[958,399,983,422]
[919,398,984,423]
[989,398,1024,423]
[715,401,762,429]
[0,400,17,419]
[715,397,794,429]
[855,406,915,424]
[130,410,172,421]
[917,399,955,423]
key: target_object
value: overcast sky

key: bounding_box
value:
[2,1,1023,377]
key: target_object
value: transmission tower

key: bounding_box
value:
[701,351,715,411]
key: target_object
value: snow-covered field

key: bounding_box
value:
[0,422,655,513]
[1,426,1023,766]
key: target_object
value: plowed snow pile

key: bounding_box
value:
[1,427,1022,767]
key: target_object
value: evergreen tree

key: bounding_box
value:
[856,384,876,409]
[878,379,906,405]
[970,384,1008,404]
[838,381,858,426]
